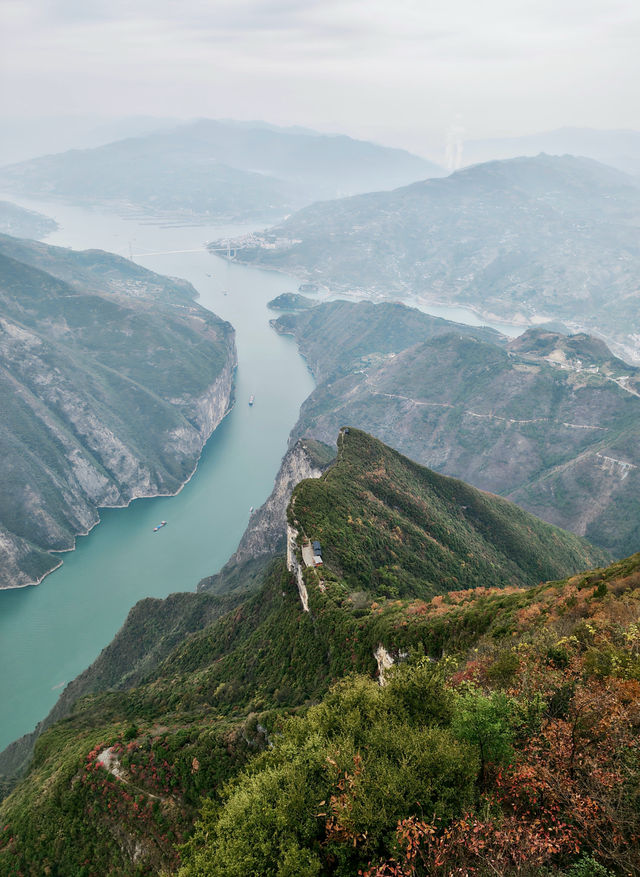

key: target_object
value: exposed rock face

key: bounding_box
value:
[0,235,236,588]
[374,645,394,686]
[199,438,334,595]
[232,439,329,565]
[286,524,309,613]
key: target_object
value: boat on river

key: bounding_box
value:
[248,394,255,406]
[153,521,168,532]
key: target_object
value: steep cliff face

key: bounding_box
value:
[199,437,334,593]
[234,438,333,564]
[0,237,236,588]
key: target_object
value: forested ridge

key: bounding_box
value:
[0,432,637,877]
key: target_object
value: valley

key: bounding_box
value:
[0,147,638,877]
[0,429,633,876]
[0,197,315,751]
[2,0,638,869]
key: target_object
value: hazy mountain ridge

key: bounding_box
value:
[223,154,640,361]
[275,301,640,558]
[0,236,236,588]
[0,429,610,874]
[462,126,640,177]
[0,119,443,222]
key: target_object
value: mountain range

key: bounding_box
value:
[221,153,640,362]
[1,123,639,877]
[0,119,443,223]
[0,233,235,588]
[0,429,618,876]
[273,300,640,559]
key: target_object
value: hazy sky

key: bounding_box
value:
[2,0,639,155]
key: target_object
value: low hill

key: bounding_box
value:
[0,234,235,588]
[0,201,57,239]
[276,302,640,558]
[224,154,640,362]
[273,299,505,382]
[266,292,316,311]
[0,119,443,222]
[0,431,627,876]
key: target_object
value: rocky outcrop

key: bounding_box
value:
[286,523,309,612]
[229,438,332,566]
[374,645,394,686]
[199,437,334,595]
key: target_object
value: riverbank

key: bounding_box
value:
[2,357,237,591]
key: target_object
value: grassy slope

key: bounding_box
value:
[179,551,640,877]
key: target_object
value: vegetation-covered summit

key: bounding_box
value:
[289,428,605,599]
[181,550,640,877]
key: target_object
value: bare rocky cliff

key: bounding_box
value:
[199,437,334,593]
[0,238,237,588]
[0,341,236,589]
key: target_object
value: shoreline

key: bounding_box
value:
[218,252,640,363]
[1,372,237,592]
[209,252,534,334]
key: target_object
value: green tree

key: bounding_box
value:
[451,684,514,783]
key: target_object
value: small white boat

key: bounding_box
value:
[248,394,255,406]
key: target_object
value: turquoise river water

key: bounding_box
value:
[0,197,522,751]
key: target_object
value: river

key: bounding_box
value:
[0,199,319,751]
[0,198,522,752]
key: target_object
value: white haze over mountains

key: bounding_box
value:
[1,0,638,164]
